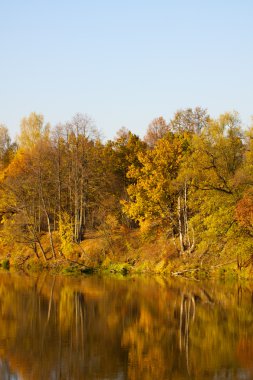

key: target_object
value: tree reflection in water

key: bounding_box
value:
[0,272,252,379]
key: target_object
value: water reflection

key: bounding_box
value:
[0,272,252,379]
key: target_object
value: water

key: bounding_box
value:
[0,271,252,380]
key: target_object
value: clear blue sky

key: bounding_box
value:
[1,0,253,140]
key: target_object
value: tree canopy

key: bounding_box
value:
[0,108,253,270]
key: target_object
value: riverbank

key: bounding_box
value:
[0,228,251,280]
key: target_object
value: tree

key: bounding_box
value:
[181,112,247,260]
[0,113,56,260]
[104,128,147,226]
[144,117,170,147]
[18,112,50,150]
[170,107,209,135]
[122,132,192,253]
[235,190,253,233]
[188,112,244,194]
[0,124,16,168]
[109,128,147,188]
[50,114,114,242]
[0,150,48,260]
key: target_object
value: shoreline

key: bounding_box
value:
[0,229,252,281]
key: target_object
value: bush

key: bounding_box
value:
[58,212,74,257]
[1,259,10,270]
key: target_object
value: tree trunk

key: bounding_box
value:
[178,195,184,255]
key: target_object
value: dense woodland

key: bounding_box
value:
[0,108,253,274]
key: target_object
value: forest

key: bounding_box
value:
[0,108,252,277]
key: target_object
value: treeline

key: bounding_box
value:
[0,108,253,268]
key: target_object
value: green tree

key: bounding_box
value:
[183,112,247,262]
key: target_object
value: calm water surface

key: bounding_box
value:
[0,271,252,380]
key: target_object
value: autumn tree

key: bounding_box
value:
[108,127,147,188]
[104,128,147,226]
[0,114,56,260]
[0,124,16,168]
[170,107,209,135]
[50,114,116,246]
[18,112,50,150]
[144,117,170,147]
[233,124,253,262]
[122,131,193,253]
[182,112,248,263]
[188,112,244,194]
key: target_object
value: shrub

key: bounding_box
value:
[1,259,10,270]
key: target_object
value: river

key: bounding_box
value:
[0,271,252,379]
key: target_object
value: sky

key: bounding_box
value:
[1,0,253,141]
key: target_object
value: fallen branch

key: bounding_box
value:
[210,260,237,269]
[171,259,237,277]
[171,268,199,276]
